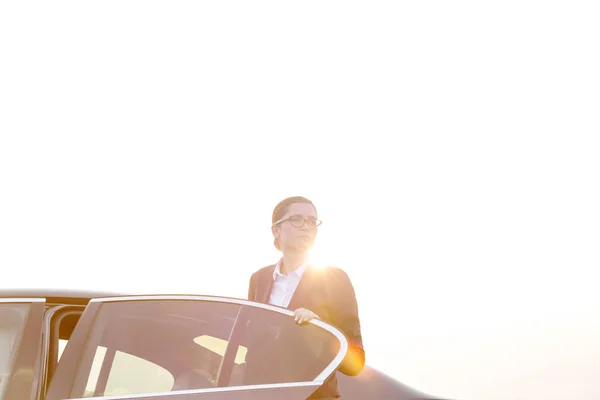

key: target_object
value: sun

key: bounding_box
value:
[306,244,330,269]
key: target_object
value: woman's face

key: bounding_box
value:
[273,202,319,253]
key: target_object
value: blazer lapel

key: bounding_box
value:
[259,264,276,304]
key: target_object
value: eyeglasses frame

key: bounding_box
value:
[272,214,323,229]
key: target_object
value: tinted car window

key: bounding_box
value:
[226,305,341,387]
[71,300,241,398]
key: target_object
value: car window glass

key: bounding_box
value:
[72,300,241,398]
[193,335,248,365]
[0,304,29,390]
[226,305,341,387]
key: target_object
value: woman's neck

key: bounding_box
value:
[280,252,308,275]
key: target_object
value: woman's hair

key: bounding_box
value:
[271,196,317,251]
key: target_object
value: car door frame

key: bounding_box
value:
[0,297,46,400]
[38,302,87,400]
[46,295,349,400]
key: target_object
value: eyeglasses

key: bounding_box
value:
[273,215,322,229]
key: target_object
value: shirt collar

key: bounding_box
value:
[272,259,308,281]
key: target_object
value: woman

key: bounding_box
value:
[248,196,365,398]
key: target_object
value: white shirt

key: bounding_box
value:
[268,260,307,308]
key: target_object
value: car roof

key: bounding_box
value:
[0,288,128,304]
[0,288,251,305]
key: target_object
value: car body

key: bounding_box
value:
[0,289,448,400]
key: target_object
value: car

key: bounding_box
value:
[0,289,449,400]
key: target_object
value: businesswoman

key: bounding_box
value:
[248,196,365,398]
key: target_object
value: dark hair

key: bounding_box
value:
[272,196,317,251]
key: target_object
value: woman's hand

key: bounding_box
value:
[293,308,319,324]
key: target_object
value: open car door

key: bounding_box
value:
[0,298,46,400]
[46,295,349,400]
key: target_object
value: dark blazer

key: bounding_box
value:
[248,264,365,398]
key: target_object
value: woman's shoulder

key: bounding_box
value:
[250,263,277,278]
[314,265,353,283]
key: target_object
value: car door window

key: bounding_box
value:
[71,300,241,398]
[52,297,348,400]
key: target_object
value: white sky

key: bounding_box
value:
[1,2,599,400]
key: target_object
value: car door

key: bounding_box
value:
[46,295,348,400]
[0,298,46,400]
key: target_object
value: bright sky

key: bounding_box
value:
[1,2,599,400]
